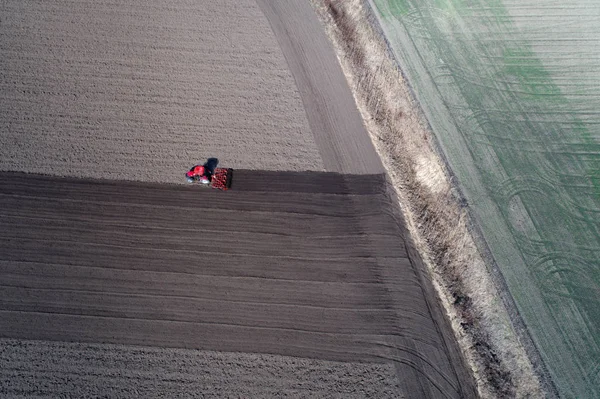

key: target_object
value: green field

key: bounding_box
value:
[369,0,600,397]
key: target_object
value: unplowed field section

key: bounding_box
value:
[0,339,401,398]
[0,171,475,398]
[0,0,324,181]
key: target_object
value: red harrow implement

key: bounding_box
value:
[209,168,233,190]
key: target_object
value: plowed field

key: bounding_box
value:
[0,339,401,398]
[0,171,475,397]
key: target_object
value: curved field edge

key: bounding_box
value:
[309,0,544,397]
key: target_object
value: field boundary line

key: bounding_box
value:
[309,0,555,396]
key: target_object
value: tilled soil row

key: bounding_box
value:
[0,171,475,397]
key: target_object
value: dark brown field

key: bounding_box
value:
[0,171,475,397]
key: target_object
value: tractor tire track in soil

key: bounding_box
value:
[0,171,475,398]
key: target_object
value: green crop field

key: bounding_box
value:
[369,0,600,397]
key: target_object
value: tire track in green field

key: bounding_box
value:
[370,0,600,397]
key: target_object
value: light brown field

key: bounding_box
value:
[0,0,324,182]
[0,339,401,398]
[0,171,477,397]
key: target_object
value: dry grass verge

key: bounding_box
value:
[310,0,544,397]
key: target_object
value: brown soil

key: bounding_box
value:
[0,339,401,398]
[255,0,384,174]
[0,0,324,182]
[0,171,476,398]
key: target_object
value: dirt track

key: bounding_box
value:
[0,171,475,397]
[256,0,384,174]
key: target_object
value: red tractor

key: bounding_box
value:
[186,158,232,190]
